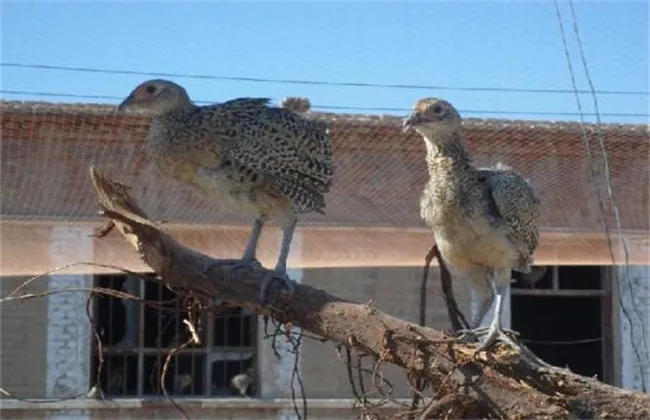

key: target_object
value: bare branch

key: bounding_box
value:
[87,166,650,419]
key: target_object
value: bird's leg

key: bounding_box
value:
[240,218,265,267]
[470,291,494,329]
[473,281,521,353]
[222,218,265,270]
[457,274,495,339]
[259,217,297,304]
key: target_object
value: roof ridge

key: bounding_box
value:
[1,100,648,133]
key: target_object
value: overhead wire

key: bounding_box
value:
[554,0,648,392]
[1,89,649,118]
[1,61,648,96]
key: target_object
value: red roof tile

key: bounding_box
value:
[1,101,648,234]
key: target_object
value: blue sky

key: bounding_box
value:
[1,1,648,123]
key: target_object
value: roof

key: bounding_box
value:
[2,100,648,232]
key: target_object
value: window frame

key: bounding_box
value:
[91,272,258,398]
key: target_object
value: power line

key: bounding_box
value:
[555,0,647,393]
[2,89,649,118]
[2,62,648,96]
[521,337,602,345]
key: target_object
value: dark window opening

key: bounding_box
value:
[511,265,611,383]
[91,273,257,398]
[512,295,603,379]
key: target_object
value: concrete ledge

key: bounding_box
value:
[0,397,412,411]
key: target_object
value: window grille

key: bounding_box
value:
[91,273,257,397]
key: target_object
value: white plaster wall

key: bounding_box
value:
[46,226,93,419]
[619,264,650,393]
[258,231,304,420]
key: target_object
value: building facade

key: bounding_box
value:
[1,101,648,418]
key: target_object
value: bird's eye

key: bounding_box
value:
[433,105,443,114]
[145,85,157,94]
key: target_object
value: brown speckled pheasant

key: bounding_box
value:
[118,79,333,303]
[403,97,541,352]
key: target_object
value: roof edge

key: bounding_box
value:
[1,99,648,134]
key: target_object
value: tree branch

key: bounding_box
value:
[88,166,650,419]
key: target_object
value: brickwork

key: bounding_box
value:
[46,226,93,399]
[45,273,92,399]
[299,266,474,398]
[0,276,48,399]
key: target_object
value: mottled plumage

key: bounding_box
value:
[404,97,541,352]
[118,79,333,303]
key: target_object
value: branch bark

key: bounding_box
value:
[89,166,650,419]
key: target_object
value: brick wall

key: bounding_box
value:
[45,227,94,400]
[0,276,48,399]
[0,265,472,402]
[300,266,473,399]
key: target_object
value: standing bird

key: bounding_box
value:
[403,98,541,352]
[118,80,333,303]
[230,366,255,398]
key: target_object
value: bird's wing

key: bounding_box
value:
[221,100,333,210]
[173,99,333,212]
[218,97,273,109]
[484,168,541,269]
[205,98,333,190]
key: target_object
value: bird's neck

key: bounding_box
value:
[151,99,196,123]
[148,102,197,149]
[422,131,473,179]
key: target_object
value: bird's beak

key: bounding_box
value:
[117,94,135,112]
[402,113,419,133]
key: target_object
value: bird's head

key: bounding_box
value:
[118,79,191,115]
[402,98,462,137]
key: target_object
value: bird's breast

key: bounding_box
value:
[421,180,518,271]
[189,165,293,224]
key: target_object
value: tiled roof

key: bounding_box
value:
[1,100,648,232]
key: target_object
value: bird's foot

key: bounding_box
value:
[456,326,489,342]
[258,269,295,306]
[456,326,519,350]
[473,324,522,354]
[456,326,550,366]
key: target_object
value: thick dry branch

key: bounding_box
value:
[89,166,650,419]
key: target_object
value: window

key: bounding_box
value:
[91,273,257,397]
[511,265,615,384]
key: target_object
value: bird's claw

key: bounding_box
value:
[455,326,489,342]
[456,326,520,351]
[476,327,520,353]
[258,270,295,306]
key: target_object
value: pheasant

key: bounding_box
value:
[118,79,333,304]
[403,97,542,352]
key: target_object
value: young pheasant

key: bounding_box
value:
[118,79,333,304]
[403,98,541,352]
